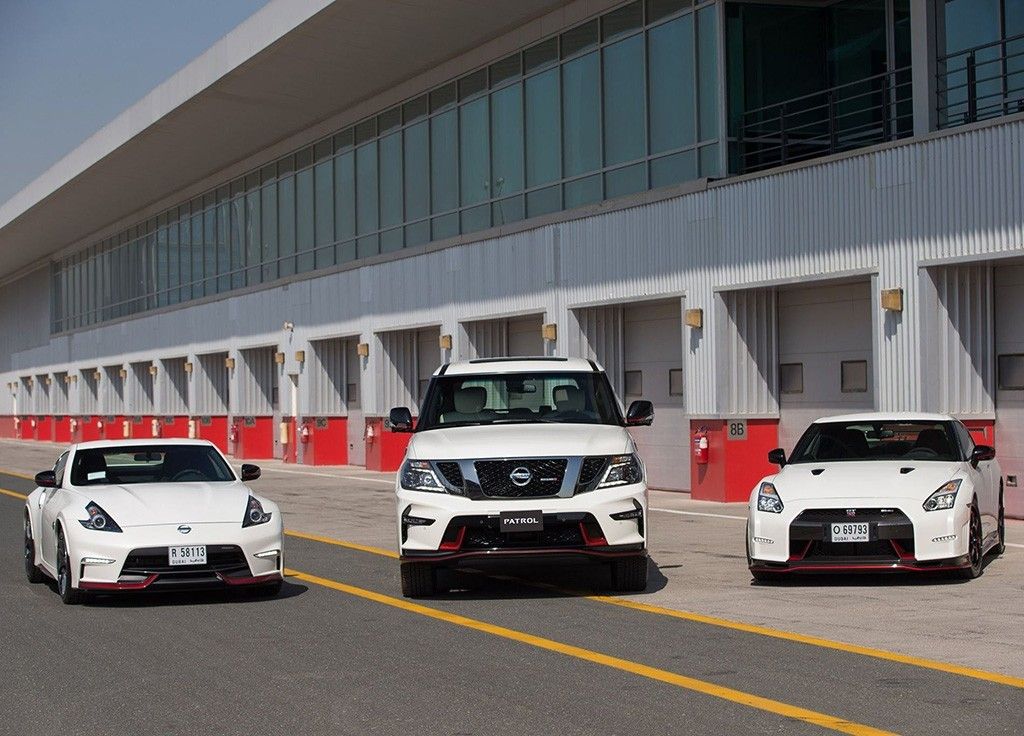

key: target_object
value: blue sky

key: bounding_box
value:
[0,0,268,207]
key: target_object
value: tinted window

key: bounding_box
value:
[70,445,236,485]
[789,421,962,463]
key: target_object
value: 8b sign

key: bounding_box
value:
[726,420,747,441]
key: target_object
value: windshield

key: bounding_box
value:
[789,421,963,463]
[416,372,622,430]
[70,445,236,485]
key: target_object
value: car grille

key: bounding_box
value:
[790,508,915,562]
[436,461,464,490]
[474,458,567,498]
[446,513,600,550]
[120,545,250,576]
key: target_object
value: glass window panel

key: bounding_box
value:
[356,143,379,235]
[191,214,203,298]
[562,52,601,177]
[697,5,719,141]
[461,203,490,234]
[647,0,692,23]
[432,213,459,240]
[381,227,404,254]
[278,155,295,177]
[177,217,190,302]
[525,68,561,186]
[229,198,244,290]
[460,97,490,206]
[562,19,598,58]
[493,194,524,226]
[649,14,696,153]
[296,147,314,169]
[297,167,315,273]
[334,152,356,241]
[315,159,334,246]
[430,82,457,112]
[379,132,403,227]
[650,149,697,187]
[334,128,354,152]
[699,143,720,177]
[459,69,487,99]
[605,162,647,199]
[603,34,646,165]
[527,185,561,217]
[490,83,524,196]
[405,221,430,248]
[565,174,602,208]
[602,2,642,41]
[379,107,402,133]
[244,190,261,287]
[278,175,296,278]
[524,37,558,71]
[404,121,430,221]
[355,119,377,145]
[167,220,180,305]
[403,95,428,123]
[216,202,229,293]
[314,139,332,162]
[357,234,379,259]
[339,240,357,263]
[204,208,216,293]
[490,54,521,86]
[156,226,169,307]
[261,185,278,283]
[316,243,335,270]
[430,110,458,213]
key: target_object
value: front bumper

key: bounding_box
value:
[70,520,284,591]
[396,482,647,564]
[747,496,972,572]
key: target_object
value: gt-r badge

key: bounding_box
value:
[177,525,192,534]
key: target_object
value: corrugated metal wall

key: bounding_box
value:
[717,289,778,417]
[102,365,125,415]
[160,357,190,415]
[128,362,154,414]
[52,373,69,414]
[309,338,347,415]
[80,369,99,415]
[195,353,229,415]
[33,375,50,414]
[16,377,32,414]
[377,330,418,414]
[461,319,509,360]
[922,263,995,416]
[238,347,276,415]
[573,306,625,398]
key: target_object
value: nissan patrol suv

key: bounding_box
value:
[389,357,653,597]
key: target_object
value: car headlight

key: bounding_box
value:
[242,496,273,527]
[596,454,643,489]
[79,502,122,532]
[400,460,445,492]
[923,479,961,511]
[756,482,784,513]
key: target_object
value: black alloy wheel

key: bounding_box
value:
[56,529,84,605]
[958,504,984,580]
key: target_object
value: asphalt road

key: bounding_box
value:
[2,470,1022,736]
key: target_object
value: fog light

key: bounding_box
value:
[932,534,957,543]
[253,549,280,559]
[753,537,774,544]
[81,556,115,565]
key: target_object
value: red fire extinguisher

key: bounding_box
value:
[300,425,311,444]
[693,427,709,465]
[229,424,239,445]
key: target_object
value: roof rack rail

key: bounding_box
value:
[466,356,568,364]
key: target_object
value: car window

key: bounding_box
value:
[53,451,68,487]
[790,421,961,463]
[954,422,975,457]
[69,445,236,485]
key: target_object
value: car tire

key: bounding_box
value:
[610,555,649,593]
[994,488,1006,557]
[957,503,984,580]
[400,562,437,598]
[56,529,85,605]
[24,512,44,584]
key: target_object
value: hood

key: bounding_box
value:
[72,482,251,527]
[773,461,961,503]
[408,423,632,460]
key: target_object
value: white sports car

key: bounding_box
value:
[23,439,284,604]
[747,413,1006,580]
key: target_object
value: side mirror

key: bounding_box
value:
[389,407,414,432]
[971,444,995,467]
[34,470,57,488]
[240,464,261,481]
[767,448,787,467]
[625,400,655,426]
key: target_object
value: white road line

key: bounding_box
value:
[651,507,747,521]
[1007,543,1024,549]
[259,465,395,485]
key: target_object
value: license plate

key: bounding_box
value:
[168,545,207,566]
[830,522,870,543]
[499,511,544,533]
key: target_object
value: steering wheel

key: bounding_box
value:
[169,469,206,482]
[904,447,939,459]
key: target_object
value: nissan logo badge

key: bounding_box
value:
[509,467,532,487]
[177,524,192,534]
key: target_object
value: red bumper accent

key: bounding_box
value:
[750,557,970,574]
[218,572,284,586]
[79,575,158,591]
[402,547,646,564]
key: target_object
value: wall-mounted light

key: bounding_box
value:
[283,321,295,332]
[274,352,286,365]
[881,288,903,312]
[148,364,158,376]
[45,377,53,385]
[357,342,370,358]
[439,334,453,351]
[119,368,128,379]
[295,350,305,364]
[184,362,193,374]
[70,374,78,383]
[542,323,558,342]
[684,308,704,329]
[225,357,236,370]
[93,371,102,381]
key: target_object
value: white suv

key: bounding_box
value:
[390,357,652,597]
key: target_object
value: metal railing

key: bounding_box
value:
[738,67,913,174]
[937,32,1024,128]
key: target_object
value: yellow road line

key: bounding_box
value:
[285,566,895,736]
[284,529,398,559]
[0,468,37,481]
[283,527,1024,690]
[0,487,27,501]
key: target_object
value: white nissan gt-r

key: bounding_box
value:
[747,413,1006,581]
[23,439,284,604]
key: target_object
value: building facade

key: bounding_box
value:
[1,0,1023,514]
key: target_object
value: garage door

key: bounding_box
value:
[624,300,686,491]
[778,282,874,452]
